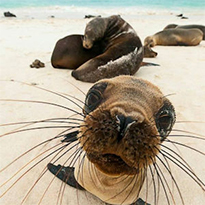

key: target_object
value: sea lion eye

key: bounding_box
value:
[155,102,176,141]
[84,82,107,114]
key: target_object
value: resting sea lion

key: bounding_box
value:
[163,24,205,40]
[51,15,143,83]
[144,28,203,47]
[51,35,103,69]
[143,46,158,58]
[47,75,176,205]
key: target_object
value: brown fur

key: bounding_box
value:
[75,75,175,204]
[144,28,203,47]
[164,24,205,40]
[143,45,158,58]
[51,35,102,69]
[71,15,143,82]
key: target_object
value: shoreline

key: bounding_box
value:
[1,5,205,20]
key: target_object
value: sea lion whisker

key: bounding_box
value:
[0,128,78,173]
[0,99,84,117]
[20,143,72,204]
[0,125,82,138]
[0,117,83,127]
[7,80,86,111]
[175,120,205,124]
[154,161,176,205]
[172,129,205,137]
[154,145,185,204]
[151,160,171,205]
[160,149,205,190]
[148,165,158,205]
[168,134,205,141]
[37,146,83,205]
[0,142,69,198]
[164,139,205,155]
[124,170,144,205]
[155,154,185,205]
[160,143,195,172]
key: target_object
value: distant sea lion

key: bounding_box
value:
[4,11,16,17]
[143,46,158,58]
[144,28,203,47]
[163,24,205,40]
[47,75,176,205]
[51,15,143,83]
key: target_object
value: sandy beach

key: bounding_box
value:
[0,6,205,205]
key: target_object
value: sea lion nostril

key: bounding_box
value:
[116,115,135,140]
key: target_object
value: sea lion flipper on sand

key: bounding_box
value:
[47,164,85,190]
[72,46,143,83]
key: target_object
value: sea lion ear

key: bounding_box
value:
[155,101,176,141]
[84,82,108,115]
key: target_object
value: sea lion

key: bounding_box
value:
[47,75,176,205]
[51,35,103,69]
[144,28,203,47]
[163,24,205,40]
[0,77,205,204]
[51,15,143,83]
[143,46,158,58]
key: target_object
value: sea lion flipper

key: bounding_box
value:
[61,130,79,143]
[132,198,151,205]
[47,163,85,190]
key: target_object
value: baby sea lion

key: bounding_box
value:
[143,46,158,58]
[51,15,143,83]
[0,76,205,204]
[47,75,176,205]
[144,28,203,47]
[163,24,205,40]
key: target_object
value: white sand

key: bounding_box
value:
[0,7,205,205]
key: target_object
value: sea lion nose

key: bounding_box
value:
[116,115,135,140]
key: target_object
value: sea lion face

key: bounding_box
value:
[78,76,175,176]
[83,31,94,49]
[143,45,158,58]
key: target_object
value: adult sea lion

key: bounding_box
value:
[163,24,205,40]
[51,35,102,69]
[144,28,203,47]
[51,15,143,83]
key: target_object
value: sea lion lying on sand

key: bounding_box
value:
[48,75,176,205]
[51,15,144,83]
[163,24,205,40]
[143,46,158,58]
[144,28,203,47]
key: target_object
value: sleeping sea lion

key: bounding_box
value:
[51,35,102,69]
[144,28,203,47]
[47,75,176,205]
[143,46,158,58]
[51,15,143,83]
[163,24,205,40]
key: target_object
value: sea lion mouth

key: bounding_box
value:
[87,152,139,176]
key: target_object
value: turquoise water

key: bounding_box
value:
[0,0,205,9]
